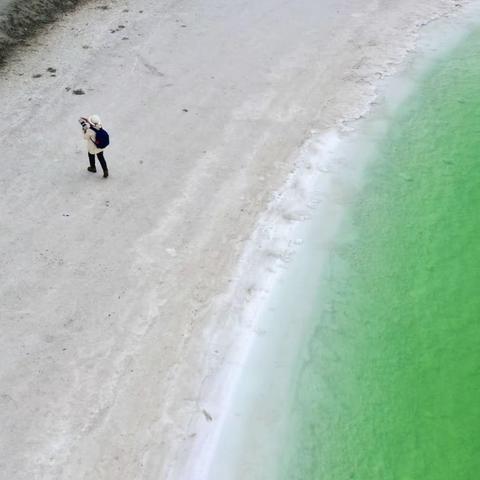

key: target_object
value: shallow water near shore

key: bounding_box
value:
[282,25,480,480]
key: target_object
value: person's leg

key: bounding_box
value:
[87,153,96,172]
[97,152,108,178]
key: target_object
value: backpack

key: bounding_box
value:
[93,128,110,149]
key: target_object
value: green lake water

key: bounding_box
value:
[283,28,480,479]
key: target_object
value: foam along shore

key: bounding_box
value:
[0,0,473,479]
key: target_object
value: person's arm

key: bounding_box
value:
[85,129,98,146]
[79,117,90,133]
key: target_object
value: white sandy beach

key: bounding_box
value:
[0,0,469,478]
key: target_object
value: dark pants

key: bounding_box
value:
[88,152,108,173]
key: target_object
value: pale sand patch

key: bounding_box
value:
[0,0,471,478]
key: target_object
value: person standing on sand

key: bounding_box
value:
[79,114,110,178]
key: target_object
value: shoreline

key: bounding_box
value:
[0,0,478,478]
[176,129,344,480]
[175,1,480,478]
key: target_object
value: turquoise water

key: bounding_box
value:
[282,27,480,479]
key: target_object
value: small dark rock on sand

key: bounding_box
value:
[72,89,85,95]
[202,409,213,422]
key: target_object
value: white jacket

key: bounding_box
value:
[84,127,105,155]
